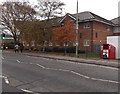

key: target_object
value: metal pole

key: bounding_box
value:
[76,0,79,57]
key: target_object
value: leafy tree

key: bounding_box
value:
[52,18,76,46]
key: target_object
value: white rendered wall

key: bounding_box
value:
[107,36,120,59]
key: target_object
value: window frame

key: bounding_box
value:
[95,32,98,38]
[80,33,82,38]
[83,23,90,28]
[83,40,90,46]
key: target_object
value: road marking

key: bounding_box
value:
[30,63,33,65]
[71,71,90,79]
[70,71,119,84]
[4,77,9,84]
[2,57,4,59]
[34,63,119,84]
[58,69,70,72]
[91,78,119,84]
[0,75,10,84]
[21,89,33,93]
[45,68,58,71]
[16,60,21,63]
[0,75,5,78]
[36,64,70,72]
[36,64,45,68]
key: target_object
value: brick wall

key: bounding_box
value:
[77,21,113,52]
[93,21,113,44]
[78,22,93,52]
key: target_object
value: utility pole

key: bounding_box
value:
[76,0,79,57]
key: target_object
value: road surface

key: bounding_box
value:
[1,51,119,93]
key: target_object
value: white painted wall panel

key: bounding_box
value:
[107,36,120,59]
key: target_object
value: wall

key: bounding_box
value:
[21,14,114,53]
[93,21,113,44]
[78,21,113,52]
[78,21,93,52]
[107,36,120,59]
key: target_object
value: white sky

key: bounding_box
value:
[64,0,119,20]
[0,0,120,20]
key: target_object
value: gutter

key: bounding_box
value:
[23,53,119,68]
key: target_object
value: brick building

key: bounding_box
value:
[111,17,120,35]
[59,11,113,52]
[22,11,116,53]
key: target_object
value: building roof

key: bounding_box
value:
[60,11,113,25]
[46,17,62,27]
[37,17,62,29]
[111,17,120,26]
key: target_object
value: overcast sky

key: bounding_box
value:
[31,0,120,20]
[67,0,119,20]
[0,0,119,20]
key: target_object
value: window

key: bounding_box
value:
[22,42,25,46]
[83,40,90,46]
[56,44,60,46]
[61,22,65,26]
[70,18,74,22]
[103,44,109,49]
[64,42,68,46]
[80,33,82,38]
[37,43,40,46]
[83,23,90,28]
[49,42,53,46]
[73,42,78,46]
[73,42,76,46]
[95,32,98,38]
[26,43,29,46]
[106,25,110,31]
[61,20,65,26]
[31,42,35,46]
[44,42,46,46]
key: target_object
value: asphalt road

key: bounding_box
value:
[2,78,23,93]
[1,51,119,93]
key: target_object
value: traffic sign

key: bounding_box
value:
[2,37,14,40]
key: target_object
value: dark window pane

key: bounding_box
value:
[96,32,98,38]
[80,33,82,38]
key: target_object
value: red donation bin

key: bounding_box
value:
[101,44,116,59]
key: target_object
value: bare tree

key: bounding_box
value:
[36,0,65,52]
[1,1,36,44]
[37,0,65,20]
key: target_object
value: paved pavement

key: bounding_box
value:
[20,51,119,68]
[2,51,119,92]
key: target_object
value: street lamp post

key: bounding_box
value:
[76,0,79,57]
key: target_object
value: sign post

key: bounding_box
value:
[75,0,79,57]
